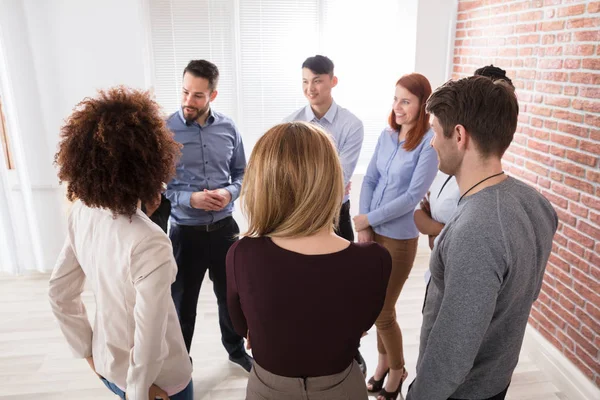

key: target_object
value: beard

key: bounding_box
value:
[182,103,210,124]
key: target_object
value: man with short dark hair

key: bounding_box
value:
[283,54,367,375]
[165,59,252,372]
[406,76,557,400]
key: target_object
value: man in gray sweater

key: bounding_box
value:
[406,76,558,400]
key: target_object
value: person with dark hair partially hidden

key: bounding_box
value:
[406,76,557,400]
[165,59,252,372]
[283,55,367,376]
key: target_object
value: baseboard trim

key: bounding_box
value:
[523,325,599,400]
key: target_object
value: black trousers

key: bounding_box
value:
[335,200,354,242]
[170,217,245,357]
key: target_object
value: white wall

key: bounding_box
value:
[414,0,459,90]
[0,0,151,273]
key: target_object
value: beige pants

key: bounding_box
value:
[374,234,419,370]
[246,360,368,400]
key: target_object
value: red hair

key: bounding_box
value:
[388,73,432,151]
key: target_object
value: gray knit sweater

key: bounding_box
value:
[408,177,558,400]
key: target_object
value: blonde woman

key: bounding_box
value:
[226,122,391,400]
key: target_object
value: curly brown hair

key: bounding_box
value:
[55,86,181,217]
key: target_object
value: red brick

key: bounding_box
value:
[569,202,589,218]
[552,301,582,330]
[555,111,585,124]
[565,59,582,69]
[532,129,549,140]
[564,348,596,380]
[519,34,541,45]
[544,120,558,130]
[557,32,571,43]
[539,177,551,188]
[586,302,600,324]
[539,59,563,69]
[549,254,571,272]
[563,225,594,247]
[528,138,550,152]
[555,280,586,307]
[557,329,575,351]
[565,90,580,101]
[575,345,600,374]
[581,325,595,341]
[556,209,577,227]
[589,1,600,13]
[592,129,600,141]
[540,72,568,82]
[578,220,600,241]
[525,149,553,165]
[557,122,587,136]
[581,140,600,155]
[570,73,600,84]
[581,87,600,99]
[574,17,600,29]
[550,133,579,148]
[583,59,600,70]
[545,96,571,108]
[536,83,562,94]
[582,194,600,211]
[531,308,556,332]
[564,176,596,195]
[525,161,549,177]
[550,171,565,183]
[558,4,586,17]
[564,44,596,57]
[540,20,565,31]
[573,99,600,113]
[558,293,577,313]
[543,302,569,329]
[542,190,568,209]
[542,34,556,45]
[568,327,598,359]
[509,1,530,12]
[584,114,600,128]
[575,280,600,308]
[566,150,598,166]
[520,11,543,21]
[591,211,600,226]
[575,30,600,42]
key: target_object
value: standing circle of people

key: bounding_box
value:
[49,58,558,400]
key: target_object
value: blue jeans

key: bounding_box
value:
[100,377,193,400]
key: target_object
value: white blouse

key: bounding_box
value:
[49,200,192,400]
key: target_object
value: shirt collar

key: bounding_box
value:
[177,107,216,126]
[304,100,338,124]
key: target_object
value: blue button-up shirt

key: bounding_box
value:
[359,128,438,240]
[284,101,364,203]
[165,109,246,225]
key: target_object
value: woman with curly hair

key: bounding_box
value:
[49,87,193,400]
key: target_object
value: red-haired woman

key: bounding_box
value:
[353,73,438,400]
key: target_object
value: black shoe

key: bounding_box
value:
[229,353,253,372]
[354,350,367,378]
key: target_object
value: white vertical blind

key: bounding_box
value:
[148,0,417,169]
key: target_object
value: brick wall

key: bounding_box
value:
[452,0,600,387]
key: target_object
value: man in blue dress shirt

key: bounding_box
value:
[165,59,251,372]
[283,55,367,376]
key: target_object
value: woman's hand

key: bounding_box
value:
[125,384,170,400]
[353,214,371,232]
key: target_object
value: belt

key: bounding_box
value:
[180,216,233,233]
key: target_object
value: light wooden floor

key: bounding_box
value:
[0,238,569,399]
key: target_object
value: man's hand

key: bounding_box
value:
[353,214,370,232]
[190,190,225,211]
[357,227,374,243]
[125,384,170,400]
[207,188,232,209]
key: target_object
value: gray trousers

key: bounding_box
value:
[246,360,368,400]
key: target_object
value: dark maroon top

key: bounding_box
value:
[226,236,392,377]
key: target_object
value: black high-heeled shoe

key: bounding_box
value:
[367,369,389,393]
[377,367,407,400]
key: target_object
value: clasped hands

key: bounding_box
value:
[190,189,232,211]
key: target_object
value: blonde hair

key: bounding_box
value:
[241,122,344,238]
